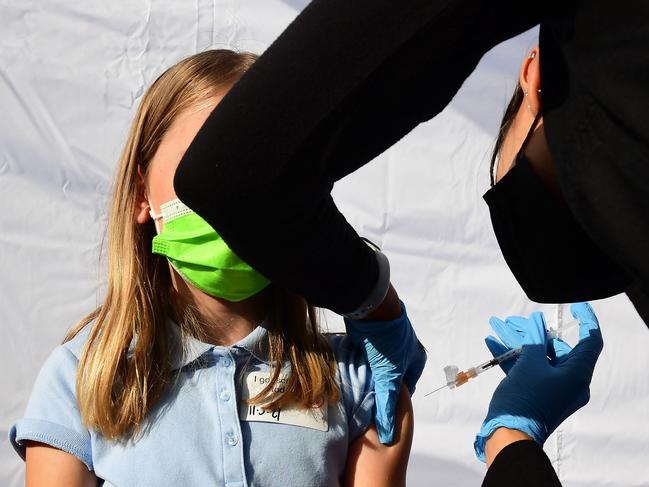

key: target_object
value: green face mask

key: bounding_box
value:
[149,198,270,302]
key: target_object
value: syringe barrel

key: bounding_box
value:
[496,347,522,363]
[475,347,522,374]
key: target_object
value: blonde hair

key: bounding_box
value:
[65,50,339,440]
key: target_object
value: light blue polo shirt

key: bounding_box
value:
[10,319,378,486]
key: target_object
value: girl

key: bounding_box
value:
[10,49,415,487]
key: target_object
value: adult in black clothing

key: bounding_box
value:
[175,0,648,324]
[172,0,648,484]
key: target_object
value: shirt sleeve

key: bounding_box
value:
[482,440,561,487]
[173,0,541,316]
[330,335,375,441]
[9,345,93,470]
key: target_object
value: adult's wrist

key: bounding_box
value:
[475,413,545,464]
[363,283,401,321]
[342,238,391,320]
[485,428,532,467]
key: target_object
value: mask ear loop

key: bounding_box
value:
[489,87,542,188]
[512,109,543,170]
[147,198,164,234]
[518,80,542,159]
[149,207,163,221]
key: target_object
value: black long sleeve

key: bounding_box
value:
[482,440,561,487]
[174,0,649,322]
[174,0,541,313]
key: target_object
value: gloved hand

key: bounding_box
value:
[485,310,578,368]
[344,300,426,444]
[474,302,603,462]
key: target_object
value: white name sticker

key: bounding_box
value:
[239,371,328,432]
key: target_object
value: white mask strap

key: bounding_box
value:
[147,198,193,234]
[158,199,193,222]
[147,198,163,234]
[149,207,163,221]
[146,196,162,219]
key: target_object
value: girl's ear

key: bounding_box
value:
[135,165,151,225]
[518,46,542,117]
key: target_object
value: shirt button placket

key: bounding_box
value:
[220,389,232,402]
[215,351,247,487]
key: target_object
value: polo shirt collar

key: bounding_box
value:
[168,317,271,370]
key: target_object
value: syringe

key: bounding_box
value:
[424,318,580,396]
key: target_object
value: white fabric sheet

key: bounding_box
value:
[1,2,648,486]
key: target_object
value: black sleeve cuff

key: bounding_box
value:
[482,440,562,487]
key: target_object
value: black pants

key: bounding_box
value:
[174,0,542,313]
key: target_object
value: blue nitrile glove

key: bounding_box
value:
[474,302,603,462]
[344,300,426,444]
[485,311,577,368]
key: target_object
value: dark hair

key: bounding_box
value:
[489,84,525,186]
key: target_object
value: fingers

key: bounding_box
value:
[489,312,547,362]
[521,311,548,346]
[571,302,602,342]
[374,386,399,444]
[515,312,548,362]
[548,337,573,365]
[563,302,603,368]
[506,316,533,335]
[485,335,509,357]
[488,316,524,349]
[485,336,516,374]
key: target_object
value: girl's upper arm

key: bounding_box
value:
[25,441,97,487]
[11,344,95,477]
[344,383,414,487]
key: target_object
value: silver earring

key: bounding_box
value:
[525,91,532,111]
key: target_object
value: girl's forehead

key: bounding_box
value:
[148,97,222,180]
[145,93,227,203]
[164,99,220,151]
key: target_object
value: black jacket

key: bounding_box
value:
[539,1,649,325]
[175,0,649,324]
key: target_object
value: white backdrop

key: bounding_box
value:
[1,2,648,486]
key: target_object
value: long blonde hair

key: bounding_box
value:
[65,50,339,440]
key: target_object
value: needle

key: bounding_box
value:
[424,384,448,397]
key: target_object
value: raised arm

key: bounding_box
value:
[174,0,540,315]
